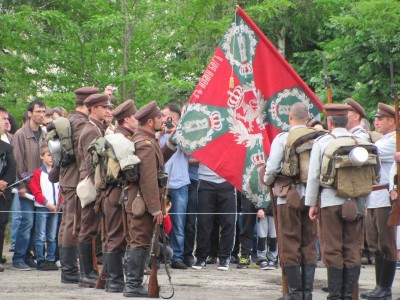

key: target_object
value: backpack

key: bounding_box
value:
[88,133,141,190]
[281,127,327,183]
[320,135,380,198]
[46,117,74,166]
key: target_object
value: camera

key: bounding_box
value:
[164,116,174,129]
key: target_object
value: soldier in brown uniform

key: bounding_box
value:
[58,87,99,284]
[77,94,113,287]
[123,101,176,298]
[263,103,319,300]
[101,100,138,293]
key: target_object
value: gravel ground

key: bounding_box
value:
[1,244,399,300]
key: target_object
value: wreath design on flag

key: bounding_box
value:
[221,20,258,77]
[269,87,314,131]
[175,103,218,150]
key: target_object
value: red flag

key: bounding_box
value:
[175,7,323,206]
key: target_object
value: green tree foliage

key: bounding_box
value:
[1,0,399,122]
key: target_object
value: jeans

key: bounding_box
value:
[12,197,35,265]
[35,207,58,262]
[169,185,189,263]
[183,179,198,260]
[10,193,22,248]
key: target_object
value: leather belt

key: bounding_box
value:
[372,184,389,191]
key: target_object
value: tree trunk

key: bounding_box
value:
[277,27,286,58]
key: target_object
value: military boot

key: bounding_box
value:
[342,266,360,300]
[281,265,303,300]
[61,246,80,284]
[361,254,383,299]
[78,241,98,288]
[302,264,316,300]
[327,267,343,300]
[105,252,124,293]
[366,259,396,299]
[123,248,148,298]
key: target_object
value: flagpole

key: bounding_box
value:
[323,54,332,104]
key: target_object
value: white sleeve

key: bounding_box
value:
[305,141,322,206]
[264,134,286,185]
[389,162,397,191]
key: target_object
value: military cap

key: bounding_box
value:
[109,96,118,106]
[74,87,100,101]
[112,100,137,121]
[84,93,113,109]
[134,101,163,125]
[324,104,351,116]
[345,98,367,118]
[373,102,395,118]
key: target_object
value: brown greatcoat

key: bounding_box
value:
[77,117,106,243]
[59,110,88,247]
[12,122,46,192]
[102,125,135,253]
[125,128,175,249]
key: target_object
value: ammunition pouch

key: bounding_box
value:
[286,189,302,210]
[273,175,294,197]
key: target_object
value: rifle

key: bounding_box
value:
[93,237,105,289]
[148,164,173,298]
[268,185,288,296]
[323,53,332,104]
[388,60,400,226]
[95,266,106,289]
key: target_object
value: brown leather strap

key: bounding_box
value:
[372,184,389,191]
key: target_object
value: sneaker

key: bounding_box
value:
[45,261,59,271]
[37,260,49,271]
[205,256,217,264]
[9,246,15,252]
[0,257,6,263]
[237,256,251,269]
[183,257,194,267]
[25,256,37,268]
[217,258,230,271]
[230,255,240,264]
[258,260,269,270]
[396,261,400,270]
[55,260,62,268]
[192,260,206,270]
[264,260,278,270]
[171,261,188,269]
[12,262,31,271]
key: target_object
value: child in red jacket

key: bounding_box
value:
[29,144,60,271]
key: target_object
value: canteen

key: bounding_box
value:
[349,146,368,167]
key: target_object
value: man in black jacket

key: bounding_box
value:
[0,114,17,271]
